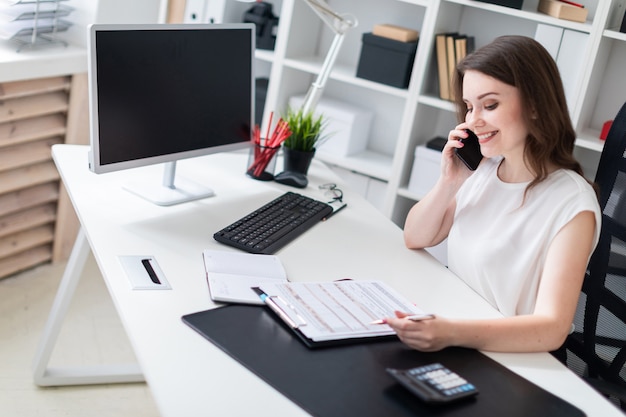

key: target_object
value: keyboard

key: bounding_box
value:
[213,192,334,254]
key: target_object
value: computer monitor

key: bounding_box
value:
[87,23,254,206]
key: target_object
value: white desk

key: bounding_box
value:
[35,144,621,416]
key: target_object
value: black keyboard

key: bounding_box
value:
[213,192,334,254]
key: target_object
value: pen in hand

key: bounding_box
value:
[370,313,435,325]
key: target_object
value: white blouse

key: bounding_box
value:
[447,157,601,316]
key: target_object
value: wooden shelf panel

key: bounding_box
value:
[0,76,71,280]
[0,183,59,218]
[0,91,69,124]
[0,245,52,279]
[0,137,63,173]
[0,225,54,259]
[0,76,70,100]
[0,114,66,148]
[0,161,60,195]
[0,203,57,239]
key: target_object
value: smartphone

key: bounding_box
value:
[454,129,483,171]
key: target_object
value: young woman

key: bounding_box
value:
[385,36,601,354]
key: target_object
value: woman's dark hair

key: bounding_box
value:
[452,35,585,193]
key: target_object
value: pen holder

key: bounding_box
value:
[246,142,279,181]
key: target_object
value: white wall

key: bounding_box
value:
[65,0,167,47]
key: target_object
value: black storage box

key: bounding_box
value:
[474,0,523,9]
[356,33,417,89]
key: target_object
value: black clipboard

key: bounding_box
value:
[182,304,585,417]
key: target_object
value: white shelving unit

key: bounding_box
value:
[197,0,626,226]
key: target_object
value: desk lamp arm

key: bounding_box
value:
[300,0,357,115]
[237,0,356,115]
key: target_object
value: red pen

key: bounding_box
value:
[557,0,584,8]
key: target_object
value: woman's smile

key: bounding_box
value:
[476,130,498,143]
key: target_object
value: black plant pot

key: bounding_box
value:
[274,148,315,188]
[283,147,315,174]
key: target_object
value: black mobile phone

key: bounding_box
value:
[454,129,483,171]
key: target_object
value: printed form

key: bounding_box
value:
[257,280,428,342]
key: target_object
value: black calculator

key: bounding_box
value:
[386,363,478,403]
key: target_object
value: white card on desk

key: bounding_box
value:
[203,250,287,304]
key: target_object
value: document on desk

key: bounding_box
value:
[255,280,427,347]
[203,250,287,305]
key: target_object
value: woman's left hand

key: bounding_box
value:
[384,311,452,352]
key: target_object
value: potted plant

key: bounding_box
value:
[279,107,327,178]
[283,106,327,153]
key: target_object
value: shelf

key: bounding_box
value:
[0,114,66,147]
[0,91,68,123]
[577,129,606,153]
[0,244,51,279]
[418,94,457,112]
[316,149,393,181]
[0,41,86,83]
[604,29,626,41]
[283,57,410,98]
[0,224,54,259]
[0,182,59,218]
[397,0,431,7]
[3,0,70,3]
[0,204,56,239]
[0,75,69,99]
[255,49,275,63]
[444,0,594,32]
[0,137,63,172]
[0,161,59,202]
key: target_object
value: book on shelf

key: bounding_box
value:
[537,0,588,23]
[435,32,474,101]
[445,33,458,100]
[435,33,452,100]
[455,35,468,66]
[202,249,287,305]
[372,23,419,43]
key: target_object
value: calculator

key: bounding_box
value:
[386,363,478,403]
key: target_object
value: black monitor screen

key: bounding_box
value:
[88,24,253,172]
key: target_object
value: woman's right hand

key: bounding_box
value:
[403,123,476,249]
[440,123,475,185]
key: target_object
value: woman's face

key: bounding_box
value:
[462,70,529,160]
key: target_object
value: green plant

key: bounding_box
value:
[282,106,327,152]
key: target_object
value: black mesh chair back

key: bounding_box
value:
[565,101,626,411]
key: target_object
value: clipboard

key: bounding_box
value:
[253,287,396,348]
[251,280,430,348]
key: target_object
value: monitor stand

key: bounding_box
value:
[123,161,215,206]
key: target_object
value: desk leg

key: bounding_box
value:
[32,228,144,386]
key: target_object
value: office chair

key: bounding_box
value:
[564,101,626,411]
